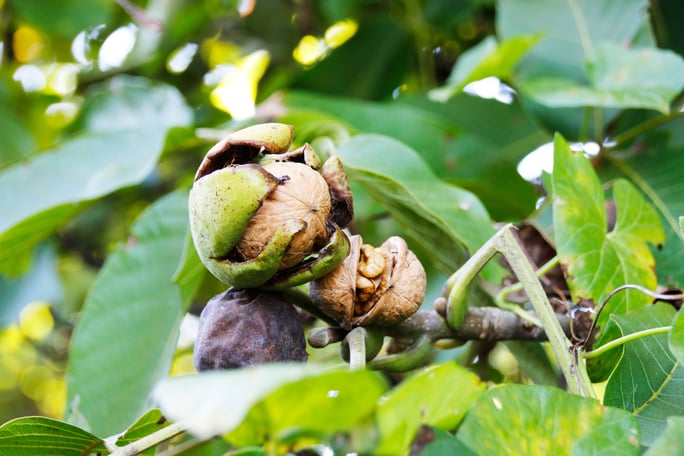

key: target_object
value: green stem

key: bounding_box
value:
[611,110,683,148]
[110,422,186,456]
[495,256,559,305]
[582,326,672,360]
[493,226,596,398]
[444,225,594,397]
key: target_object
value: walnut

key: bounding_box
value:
[309,235,426,329]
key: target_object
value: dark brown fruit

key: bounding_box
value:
[193,288,308,370]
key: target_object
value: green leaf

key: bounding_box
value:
[604,126,684,287]
[0,76,192,275]
[114,409,168,450]
[284,91,453,167]
[12,0,112,38]
[551,134,665,327]
[231,368,387,445]
[419,428,476,456]
[285,92,546,220]
[336,134,504,282]
[585,318,624,383]
[172,227,207,311]
[520,44,684,114]
[0,416,107,455]
[498,0,651,81]
[457,384,640,455]
[671,309,684,366]
[154,364,354,440]
[429,34,541,102]
[644,416,684,456]
[603,303,684,445]
[66,191,188,436]
[375,362,485,455]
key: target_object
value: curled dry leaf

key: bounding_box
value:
[309,235,426,329]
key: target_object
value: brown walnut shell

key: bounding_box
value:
[235,161,332,269]
[309,235,426,329]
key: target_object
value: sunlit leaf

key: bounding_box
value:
[603,303,684,445]
[498,0,651,81]
[457,384,640,454]
[0,416,107,455]
[0,76,192,275]
[323,19,358,49]
[429,34,540,102]
[375,362,485,455]
[66,191,188,436]
[229,368,386,446]
[520,44,684,114]
[551,134,665,327]
[292,35,327,66]
[336,134,504,282]
[153,364,324,440]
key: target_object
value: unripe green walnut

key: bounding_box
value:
[193,288,308,370]
[189,123,353,289]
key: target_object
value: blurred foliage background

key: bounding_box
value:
[0,0,501,423]
[1,0,684,434]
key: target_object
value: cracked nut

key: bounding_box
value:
[308,235,426,329]
[189,123,353,289]
[193,288,308,370]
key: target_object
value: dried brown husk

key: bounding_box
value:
[193,288,308,370]
[309,235,426,329]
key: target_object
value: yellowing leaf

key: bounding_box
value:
[210,50,270,120]
[18,301,54,341]
[293,35,327,65]
[551,134,665,326]
[324,19,358,49]
[13,26,44,63]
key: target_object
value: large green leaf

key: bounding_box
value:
[336,134,504,282]
[644,416,684,456]
[498,0,651,81]
[603,303,684,445]
[0,416,107,455]
[457,384,640,455]
[65,191,188,436]
[375,362,485,455]
[551,134,665,327]
[520,44,684,114]
[498,0,653,137]
[12,0,112,39]
[285,91,546,220]
[154,364,386,444]
[0,76,192,275]
[429,34,541,101]
[604,124,684,287]
[229,368,387,446]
